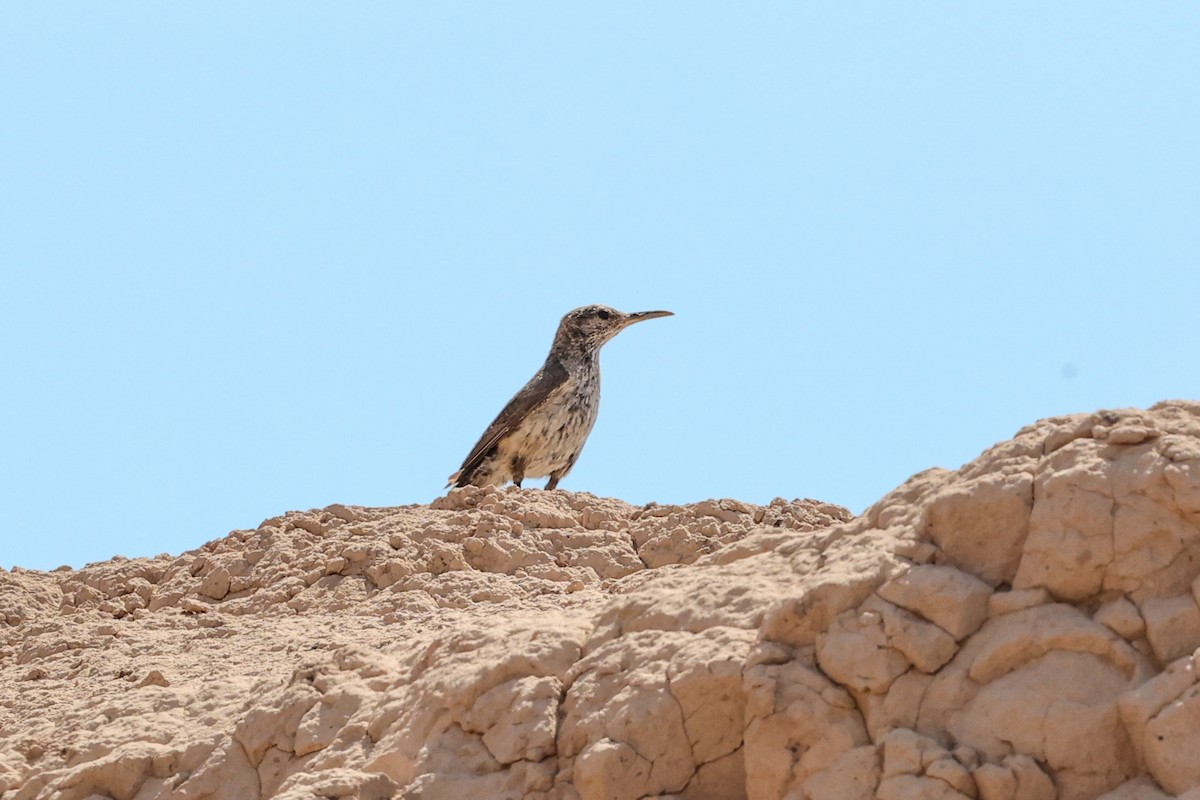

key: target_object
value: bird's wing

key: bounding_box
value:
[449,356,570,487]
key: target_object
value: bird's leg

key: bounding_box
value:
[545,452,579,490]
[511,456,527,489]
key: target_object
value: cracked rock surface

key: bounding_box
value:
[3,400,1200,799]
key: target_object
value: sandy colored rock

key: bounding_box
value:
[1016,406,1200,604]
[4,402,1200,798]
[743,657,872,798]
[927,757,977,798]
[874,670,934,735]
[815,607,910,693]
[877,773,973,800]
[1141,594,1200,664]
[919,471,1033,586]
[867,595,959,674]
[919,604,1148,799]
[877,564,992,640]
[881,728,945,777]
[1097,595,1147,640]
[464,675,560,764]
[973,755,1057,800]
[1146,683,1200,796]
[1097,776,1174,800]
[1119,648,1200,796]
[987,587,1050,618]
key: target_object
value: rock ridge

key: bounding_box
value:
[1,400,1199,799]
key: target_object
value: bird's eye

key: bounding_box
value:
[597,309,611,320]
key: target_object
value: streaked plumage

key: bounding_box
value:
[448,304,672,490]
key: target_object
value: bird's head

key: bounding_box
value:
[553,305,673,355]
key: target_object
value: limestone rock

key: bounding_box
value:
[919,471,1034,586]
[3,402,1200,798]
[1097,596,1147,640]
[987,587,1050,618]
[877,564,992,640]
[815,607,910,693]
[1141,594,1200,664]
[1097,776,1173,800]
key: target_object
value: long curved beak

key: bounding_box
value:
[624,310,674,326]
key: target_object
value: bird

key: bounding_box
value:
[447,304,673,490]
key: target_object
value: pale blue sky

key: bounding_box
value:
[3,4,1198,570]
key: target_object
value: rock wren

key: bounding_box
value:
[448,304,673,490]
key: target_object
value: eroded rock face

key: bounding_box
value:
[2,400,1200,799]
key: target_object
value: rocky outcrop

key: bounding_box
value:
[2,400,1200,799]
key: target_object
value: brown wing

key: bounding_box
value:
[448,356,569,487]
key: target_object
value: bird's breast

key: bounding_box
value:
[496,372,601,478]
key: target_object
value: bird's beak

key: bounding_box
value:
[623,310,674,326]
